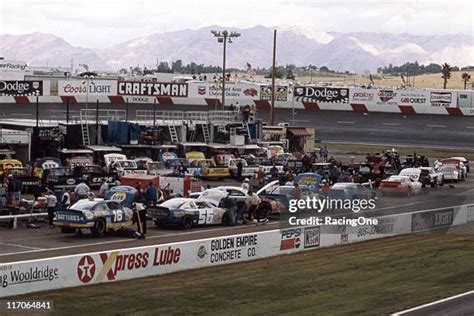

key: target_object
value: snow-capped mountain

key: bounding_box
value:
[0,26,472,73]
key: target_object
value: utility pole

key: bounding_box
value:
[95,100,99,145]
[211,30,241,110]
[270,29,277,126]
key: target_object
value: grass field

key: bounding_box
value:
[298,70,474,90]
[322,142,474,161]
[13,226,474,316]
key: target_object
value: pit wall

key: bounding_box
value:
[1,80,473,116]
[1,203,473,298]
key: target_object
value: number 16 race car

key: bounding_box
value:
[53,186,137,237]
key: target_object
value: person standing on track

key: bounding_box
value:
[74,181,90,200]
[237,159,243,181]
[61,188,71,208]
[247,190,261,223]
[46,189,58,228]
[99,180,109,197]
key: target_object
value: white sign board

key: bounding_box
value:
[189,82,260,100]
[58,80,117,96]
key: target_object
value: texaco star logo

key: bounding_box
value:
[77,255,96,283]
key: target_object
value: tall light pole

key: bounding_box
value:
[211,30,241,110]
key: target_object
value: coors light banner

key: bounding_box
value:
[0,80,43,96]
[58,80,117,96]
[118,81,188,97]
[294,86,349,103]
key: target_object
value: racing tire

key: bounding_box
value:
[182,216,193,229]
[60,227,76,234]
[91,218,106,238]
[222,212,230,225]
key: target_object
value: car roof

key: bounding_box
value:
[332,182,359,188]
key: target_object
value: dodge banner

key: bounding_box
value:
[294,86,349,103]
[0,80,43,96]
[118,81,188,97]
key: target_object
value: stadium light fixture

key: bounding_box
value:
[211,29,241,109]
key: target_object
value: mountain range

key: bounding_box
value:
[0,25,472,73]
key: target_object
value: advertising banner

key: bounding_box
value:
[0,231,281,297]
[411,208,454,232]
[118,81,188,97]
[430,91,457,107]
[260,85,289,101]
[294,86,349,103]
[375,88,398,106]
[349,88,379,104]
[398,90,430,106]
[0,60,27,81]
[0,80,43,96]
[189,82,259,100]
[58,80,117,96]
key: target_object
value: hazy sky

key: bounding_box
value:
[0,0,472,48]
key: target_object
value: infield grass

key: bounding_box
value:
[14,225,474,316]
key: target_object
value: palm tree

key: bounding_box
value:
[441,63,452,89]
[461,72,471,90]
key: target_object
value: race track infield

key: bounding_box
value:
[7,223,474,316]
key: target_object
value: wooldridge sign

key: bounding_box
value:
[118,82,188,97]
[0,80,43,96]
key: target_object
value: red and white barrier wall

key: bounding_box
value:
[1,79,473,116]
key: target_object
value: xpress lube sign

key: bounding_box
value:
[294,87,349,103]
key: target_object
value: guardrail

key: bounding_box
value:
[0,212,47,229]
[134,110,243,124]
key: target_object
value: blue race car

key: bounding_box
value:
[54,186,137,237]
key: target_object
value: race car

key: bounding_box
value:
[435,165,460,183]
[188,159,230,179]
[227,158,259,179]
[3,168,41,193]
[199,180,287,215]
[399,167,443,187]
[53,198,134,237]
[0,159,22,178]
[45,167,80,189]
[379,176,423,196]
[74,164,116,188]
[147,198,229,229]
